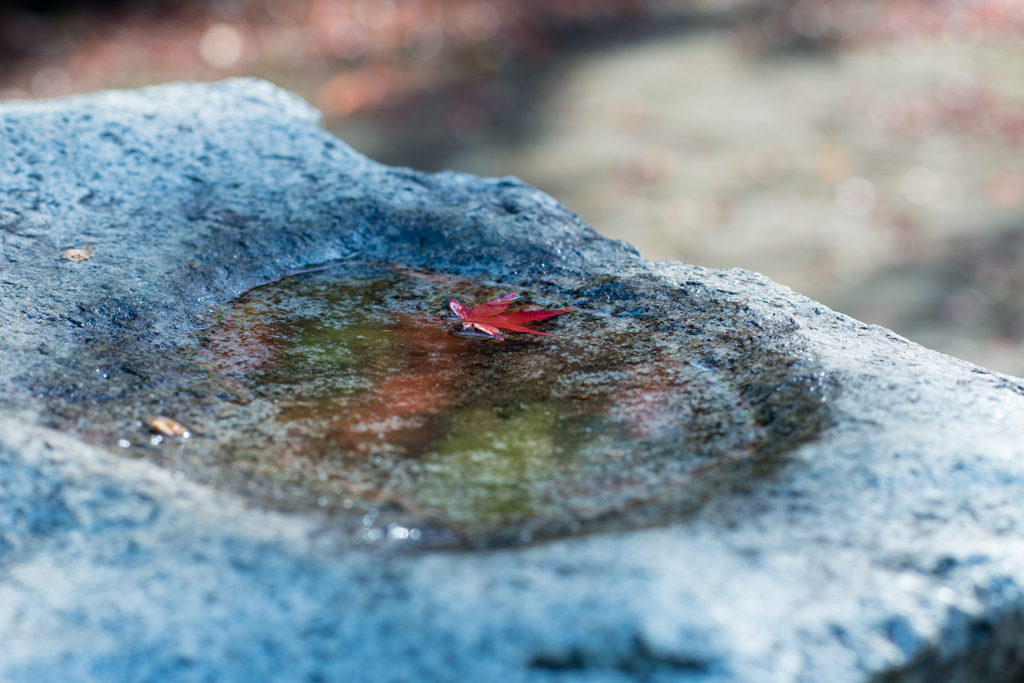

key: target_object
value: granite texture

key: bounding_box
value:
[2,79,1024,682]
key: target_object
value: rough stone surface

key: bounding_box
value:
[3,79,1024,682]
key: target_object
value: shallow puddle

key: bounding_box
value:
[198,263,768,546]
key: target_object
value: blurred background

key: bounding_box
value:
[4,0,1024,375]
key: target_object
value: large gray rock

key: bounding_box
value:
[2,79,1024,682]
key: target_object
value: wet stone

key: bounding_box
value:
[197,264,766,545]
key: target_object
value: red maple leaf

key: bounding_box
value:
[392,292,571,340]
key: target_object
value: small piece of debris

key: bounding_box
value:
[146,415,190,437]
[375,360,389,367]
[61,245,94,261]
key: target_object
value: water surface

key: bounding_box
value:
[199,263,766,546]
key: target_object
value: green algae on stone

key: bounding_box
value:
[417,404,572,522]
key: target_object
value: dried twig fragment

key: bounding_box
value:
[61,245,94,261]
[146,415,190,437]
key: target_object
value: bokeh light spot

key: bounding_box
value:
[199,24,245,69]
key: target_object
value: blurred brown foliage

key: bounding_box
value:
[4,1,1024,130]
[0,0,665,106]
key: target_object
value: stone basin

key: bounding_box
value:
[2,79,1024,682]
